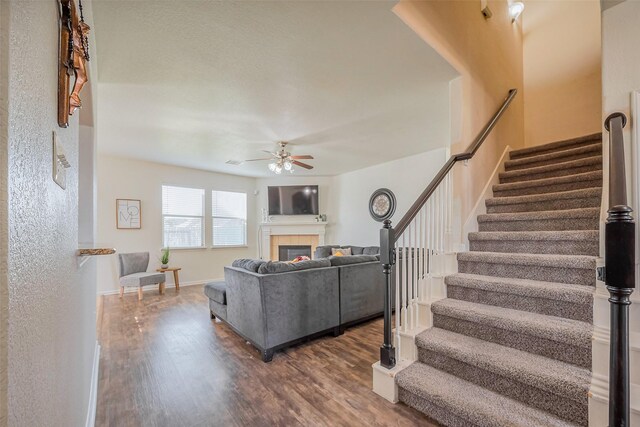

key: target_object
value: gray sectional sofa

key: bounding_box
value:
[204,245,383,362]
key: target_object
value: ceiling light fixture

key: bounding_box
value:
[509,2,524,23]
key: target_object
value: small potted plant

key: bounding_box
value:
[160,247,170,269]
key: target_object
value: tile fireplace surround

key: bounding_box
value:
[259,221,327,261]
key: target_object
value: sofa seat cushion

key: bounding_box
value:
[257,259,331,274]
[120,272,166,287]
[329,254,378,266]
[232,258,266,273]
[204,281,227,305]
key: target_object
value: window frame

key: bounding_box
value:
[161,184,206,250]
[211,190,248,248]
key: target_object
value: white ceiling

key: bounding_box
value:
[93,1,457,177]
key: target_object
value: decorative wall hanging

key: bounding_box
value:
[116,199,142,229]
[57,0,91,128]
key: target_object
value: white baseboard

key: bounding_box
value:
[85,341,100,427]
[98,278,223,296]
[460,145,511,250]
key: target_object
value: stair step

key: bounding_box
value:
[415,328,590,425]
[493,171,602,197]
[499,156,602,184]
[477,208,600,232]
[505,143,602,172]
[445,273,593,321]
[509,133,602,160]
[456,251,596,287]
[468,230,599,256]
[485,187,601,214]
[431,299,592,368]
[396,362,579,427]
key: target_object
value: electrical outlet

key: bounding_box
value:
[52,131,71,189]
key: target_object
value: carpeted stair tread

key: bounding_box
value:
[487,187,601,207]
[415,328,591,403]
[457,251,596,286]
[485,187,601,214]
[396,363,579,427]
[493,171,602,197]
[431,299,592,350]
[509,133,602,160]
[457,251,596,270]
[504,143,602,171]
[499,156,602,184]
[469,230,598,242]
[477,208,600,232]
[445,273,593,305]
[468,230,599,255]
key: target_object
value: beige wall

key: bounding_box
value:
[97,155,258,294]
[394,0,525,236]
[523,0,602,147]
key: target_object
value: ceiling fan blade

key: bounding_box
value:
[290,155,314,160]
[243,158,272,162]
[292,160,313,170]
[262,150,277,156]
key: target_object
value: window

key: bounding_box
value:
[162,185,204,248]
[212,190,247,247]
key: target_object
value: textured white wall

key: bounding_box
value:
[0,0,8,424]
[331,148,448,246]
[96,155,258,294]
[4,1,97,426]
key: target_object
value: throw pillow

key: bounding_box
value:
[290,256,311,263]
[332,247,351,256]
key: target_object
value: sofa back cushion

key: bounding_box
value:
[232,258,266,273]
[257,258,331,274]
[363,246,380,255]
[328,254,378,266]
[314,245,340,259]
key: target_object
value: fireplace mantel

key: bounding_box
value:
[259,222,327,260]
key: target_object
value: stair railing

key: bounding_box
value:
[603,112,635,427]
[378,88,517,369]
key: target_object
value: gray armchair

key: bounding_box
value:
[118,252,166,300]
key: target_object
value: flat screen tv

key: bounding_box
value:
[268,185,319,215]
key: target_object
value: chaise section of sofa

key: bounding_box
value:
[223,263,340,362]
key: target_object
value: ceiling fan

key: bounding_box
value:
[227,142,314,174]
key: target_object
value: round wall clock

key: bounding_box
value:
[369,188,396,222]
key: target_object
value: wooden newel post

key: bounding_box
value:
[380,219,396,369]
[604,112,635,427]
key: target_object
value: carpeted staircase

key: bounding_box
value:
[395,133,603,427]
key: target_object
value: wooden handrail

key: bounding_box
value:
[377,88,517,370]
[393,88,517,239]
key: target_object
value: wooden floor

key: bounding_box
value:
[96,285,436,427]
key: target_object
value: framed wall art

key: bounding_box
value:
[116,199,141,229]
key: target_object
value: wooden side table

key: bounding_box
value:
[156,267,182,291]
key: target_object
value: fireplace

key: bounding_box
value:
[279,245,312,261]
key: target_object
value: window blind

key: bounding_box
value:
[212,190,247,246]
[162,185,204,248]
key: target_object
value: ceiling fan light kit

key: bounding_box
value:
[229,141,314,175]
